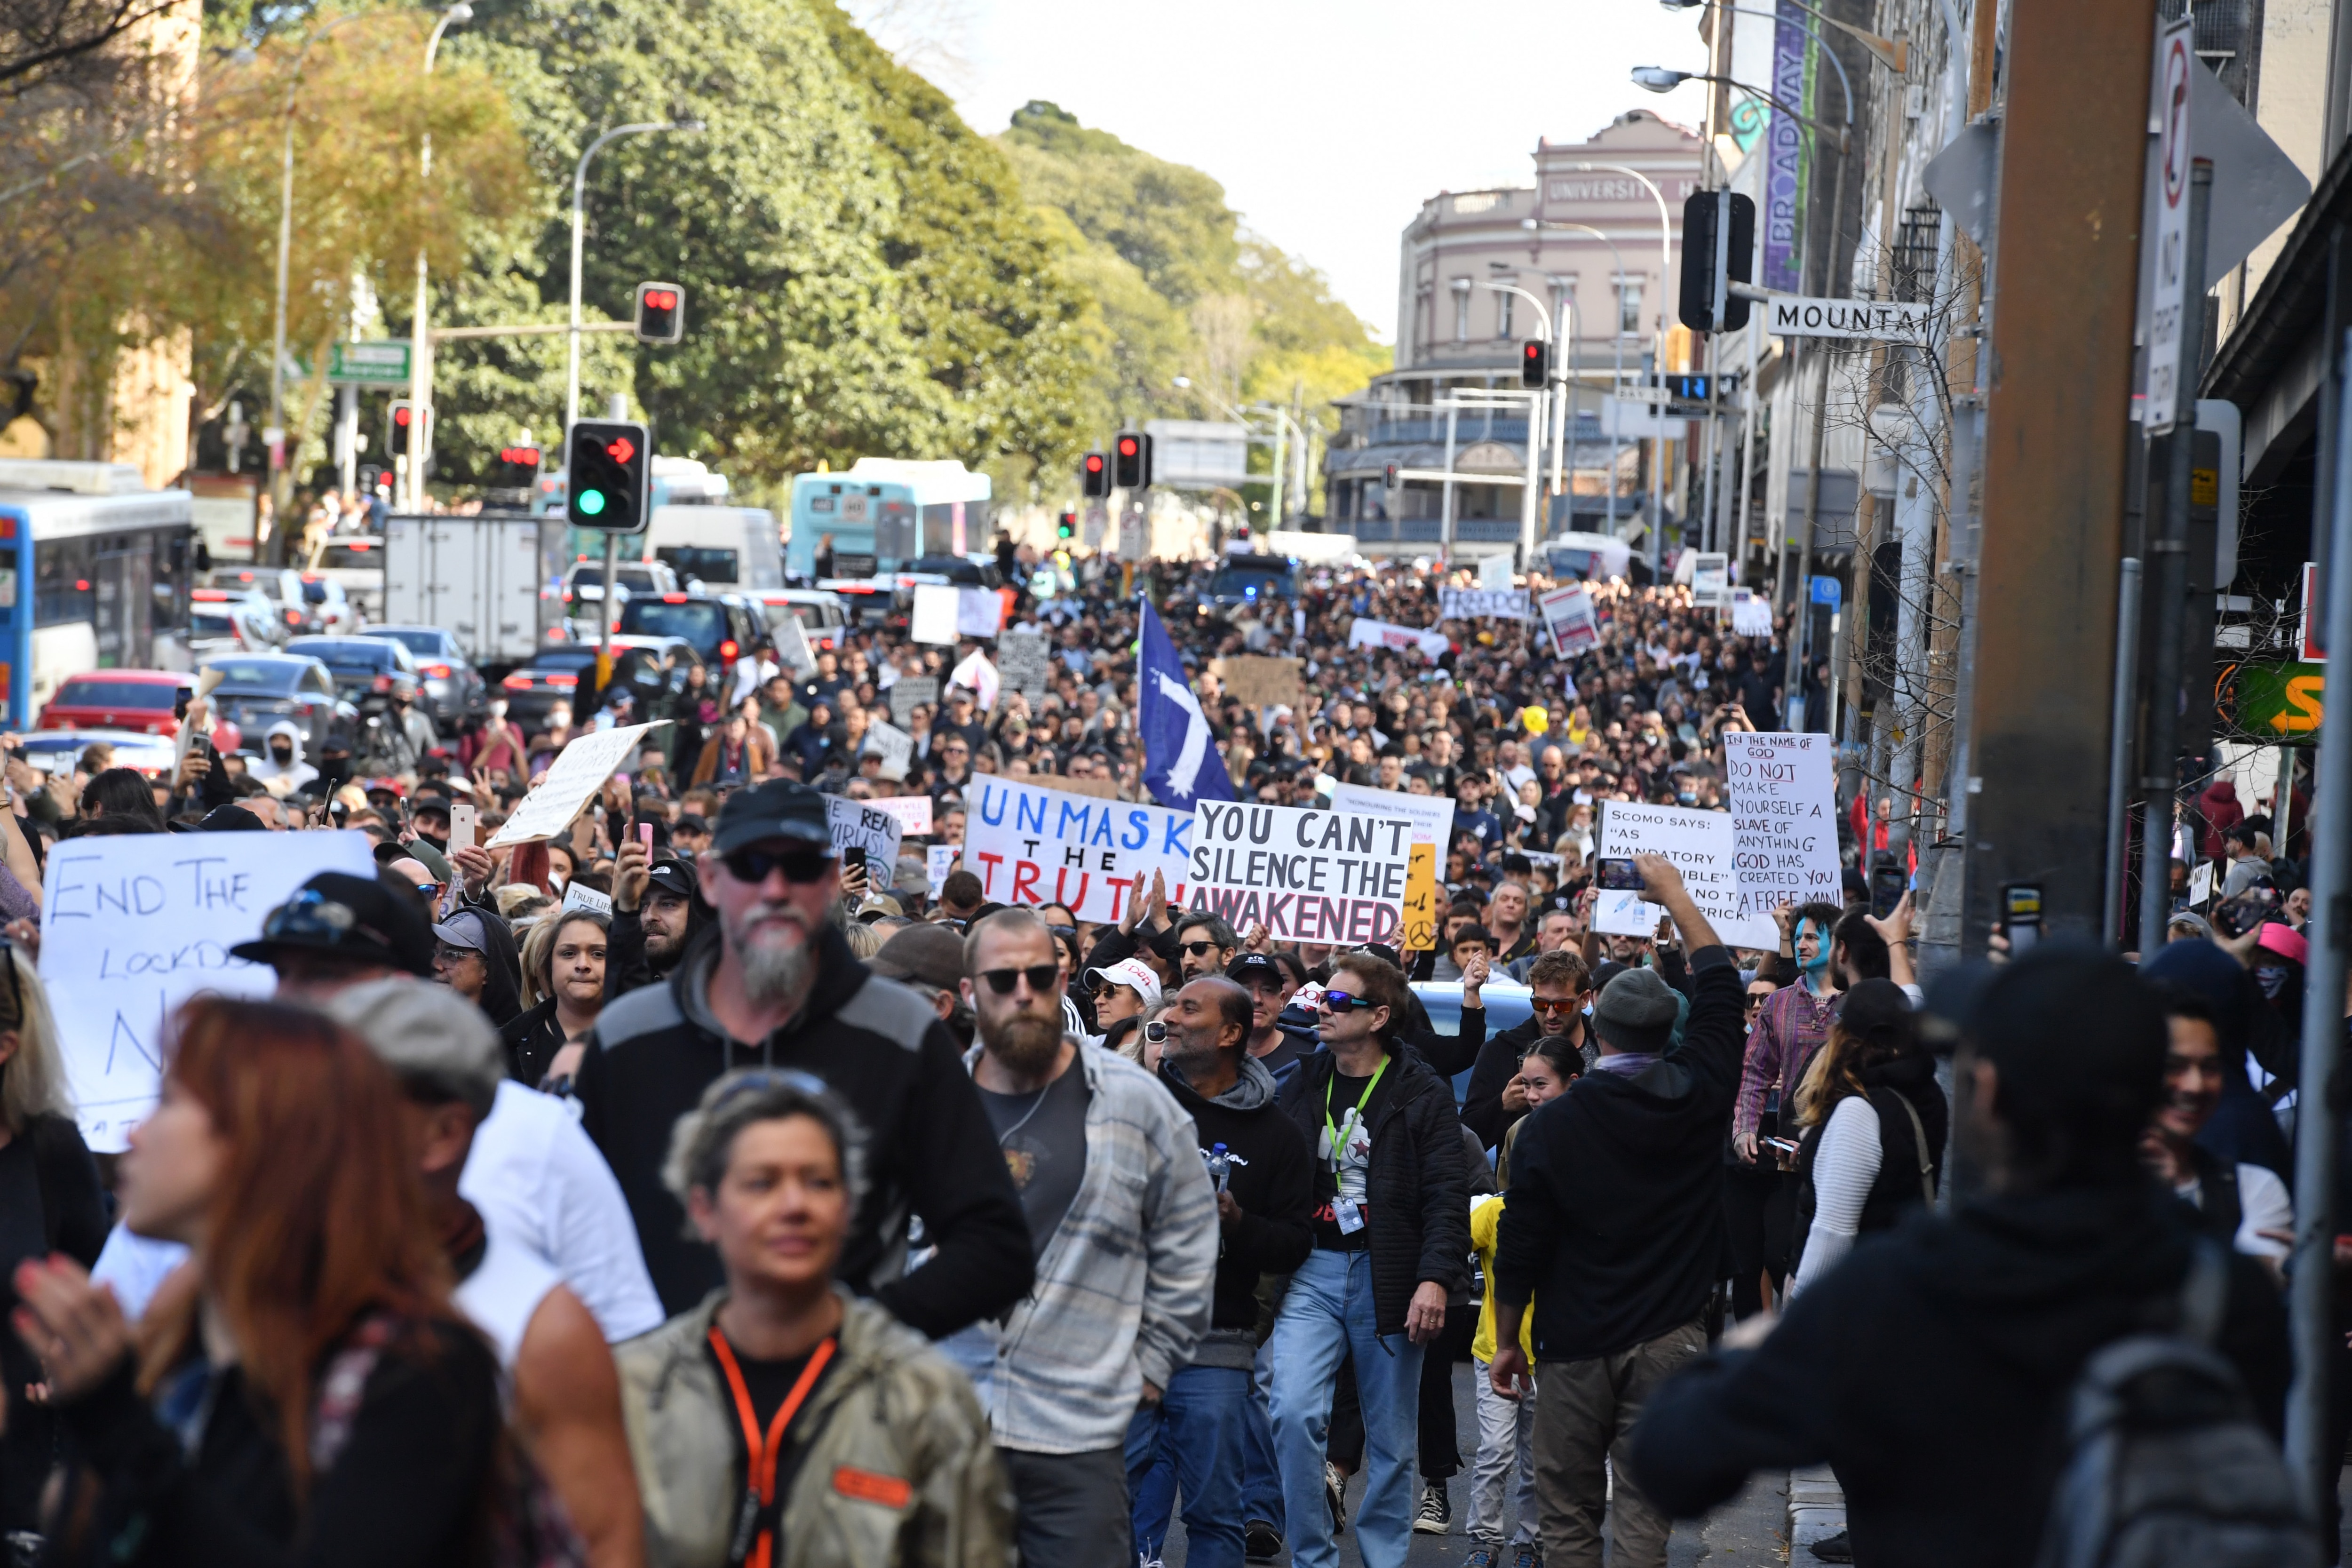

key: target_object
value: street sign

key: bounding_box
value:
[2143,16,2195,436]
[328,340,413,387]
[1809,574,1842,608]
[2217,660,2324,743]
[1764,297,1935,344]
[1141,420,1250,488]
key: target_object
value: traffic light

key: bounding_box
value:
[1383,462,1399,489]
[1520,340,1550,389]
[488,442,543,490]
[1678,189,1756,332]
[1058,510,1076,541]
[565,419,651,531]
[385,399,431,454]
[1113,431,1152,489]
[634,281,685,344]
[1081,451,1109,498]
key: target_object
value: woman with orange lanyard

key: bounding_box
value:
[616,1069,1014,1568]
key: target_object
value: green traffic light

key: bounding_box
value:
[579,488,607,517]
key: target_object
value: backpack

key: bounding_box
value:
[315,1313,589,1568]
[2034,1241,2319,1568]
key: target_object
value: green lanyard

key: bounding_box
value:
[1323,1057,1389,1171]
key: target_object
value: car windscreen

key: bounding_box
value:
[1207,567,1291,599]
[291,642,390,675]
[788,604,831,628]
[618,599,726,652]
[201,661,303,693]
[656,546,740,584]
[52,678,180,709]
[528,650,601,674]
[191,611,237,636]
[367,629,441,656]
[316,542,381,570]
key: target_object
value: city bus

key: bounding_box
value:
[0,461,196,726]
[786,458,991,581]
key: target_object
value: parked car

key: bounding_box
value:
[614,591,764,671]
[305,535,386,622]
[199,653,351,759]
[757,589,850,653]
[1200,554,1299,620]
[356,625,486,725]
[190,588,286,659]
[560,557,679,614]
[498,646,599,732]
[13,728,180,780]
[285,635,421,706]
[36,670,194,736]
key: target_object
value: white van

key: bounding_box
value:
[643,505,784,593]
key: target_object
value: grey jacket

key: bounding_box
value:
[616,1287,1014,1568]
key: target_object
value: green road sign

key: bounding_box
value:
[2216,660,2325,744]
[328,340,413,387]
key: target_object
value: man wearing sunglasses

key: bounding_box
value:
[1451,949,1595,1150]
[572,779,1035,1340]
[1266,950,1470,1568]
[1173,912,1239,983]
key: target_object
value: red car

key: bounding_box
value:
[37,670,195,737]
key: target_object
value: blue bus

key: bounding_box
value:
[786,458,991,580]
[0,463,195,727]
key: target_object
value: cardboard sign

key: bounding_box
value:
[1214,654,1305,710]
[777,614,819,680]
[1402,843,1440,952]
[1347,618,1450,661]
[1538,586,1602,658]
[928,842,960,898]
[2189,859,2214,909]
[1031,773,1121,799]
[965,775,1192,923]
[861,719,915,782]
[41,829,378,1150]
[1187,799,1415,946]
[1721,732,1843,917]
[825,795,904,868]
[1730,587,1774,637]
[1439,588,1532,621]
[871,794,934,836]
[559,881,613,918]
[957,588,1004,638]
[1592,800,1778,950]
[490,722,668,846]
[999,631,1051,699]
[911,584,960,645]
[1331,782,1456,851]
[887,676,938,727]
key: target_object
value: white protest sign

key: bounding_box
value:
[1691,551,1730,606]
[998,630,1050,699]
[861,719,915,782]
[888,676,939,726]
[966,775,1192,923]
[825,795,904,868]
[2189,859,2214,909]
[1538,585,1602,658]
[951,649,1000,713]
[1347,617,1450,661]
[1439,588,1532,621]
[777,614,818,680]
[1722,731,1843,918]
[560,881,613,918]
[1478,554,1516,591]
[1730,588,1774,637]
[871,793,934,836]
[1332,782,1457,849]
[1592,800,1777,950]
[41,830,378,1150]
[490,721,668,846]
[928,843,960,898]
[957,587,1004,638]
[911,584,960,645]
[1188,799,1415,946]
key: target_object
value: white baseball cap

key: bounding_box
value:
[1084,957,1163,1012]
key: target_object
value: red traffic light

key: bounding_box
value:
[393,406,413,426]
[1117,436,1140,457]
[1084,453,1105,474]
[644,289,677,310]
[498,445,542,467]
[605,435,636,463]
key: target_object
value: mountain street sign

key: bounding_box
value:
[1764,297,1935,344]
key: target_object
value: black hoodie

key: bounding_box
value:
[1629,1183,2289,1568]
[1158,1054,1315,1348]
[573,922,1034,1334]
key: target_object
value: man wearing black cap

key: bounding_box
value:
[1228,951,1313,1090]
[1488,853,1742,1568]
[604,835,703,999]
[574,778,1033,1334]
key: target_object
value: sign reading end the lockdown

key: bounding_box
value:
[1189,799,1414,945]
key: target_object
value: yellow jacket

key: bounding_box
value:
[1471,1194,1536,1365]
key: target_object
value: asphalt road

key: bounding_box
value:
[1156,1360,1790,1568]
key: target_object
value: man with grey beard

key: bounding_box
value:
[573,779,1034,1331]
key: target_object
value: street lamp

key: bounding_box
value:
[1562,157,1677,573]
[1482,277,1553,565]
[566,117,705,435]
[1524,218,1635,538]
[402,0,473,514]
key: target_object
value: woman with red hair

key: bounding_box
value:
[10,997,504,1565]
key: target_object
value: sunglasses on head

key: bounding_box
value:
[977,964,1060,996]
[722,844,836,885]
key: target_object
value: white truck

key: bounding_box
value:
[381,511,570,667]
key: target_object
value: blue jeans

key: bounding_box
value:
[1269,1249,1425,1568]
[1243,1336,1282,1528]
[1123,1365,1251,1568]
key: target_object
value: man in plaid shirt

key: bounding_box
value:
[1731,903,1846,1163]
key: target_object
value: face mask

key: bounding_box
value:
[489,700,508,718]
[270,745,293,763]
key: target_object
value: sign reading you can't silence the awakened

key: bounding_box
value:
[1189,800,1415,944]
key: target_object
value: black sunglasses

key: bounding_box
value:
[1179,939,1221,957]
[977,965,1060,996]
[722,844,836,885]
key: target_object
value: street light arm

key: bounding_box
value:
[565,118,701,432]
[1571,161,1675,333]
[1480,280,1554,344]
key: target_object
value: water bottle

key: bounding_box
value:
[1207,1142,1232,1193]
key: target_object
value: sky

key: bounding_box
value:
[854,0,1715,343]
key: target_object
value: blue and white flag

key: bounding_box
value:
[1138,598,1234,810]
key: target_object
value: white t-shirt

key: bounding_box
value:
[2178,1162,2294,1263]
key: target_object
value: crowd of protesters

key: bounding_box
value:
[0,532,2331,1568]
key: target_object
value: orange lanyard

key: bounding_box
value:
[708,1329,837,1568]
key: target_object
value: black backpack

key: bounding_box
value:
[2034,1240,2318,1568]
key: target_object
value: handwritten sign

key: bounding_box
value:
[861,719,915,782]
[41,830,378,1150]
[1538,585,1601,657]
[888,676,939,727]
[1592,801,1777,950]
[1212,654,1305,710]
[928,843,960,898]
[777,614,818,680]
[825,795,904,868]
[1402,843,1440,951]
[870,794,934,836]
[489,722,668,847]
[956,587,1004,638]
[1189,800,1414,946]
[966,775,1192,923]
[1439,588,1531,621]
[1722,732,1842,917]
[1347,618,1450,661]
[998,631,1051,700]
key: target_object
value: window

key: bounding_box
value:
[1495,288,1514,340]
[655,545,741,584]
[33,536,93,629]
[1617,279,1644,336]
[1452,279,1472,342]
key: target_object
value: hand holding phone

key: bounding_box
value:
[1595,856,1644,891]
[449,803,478,852]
